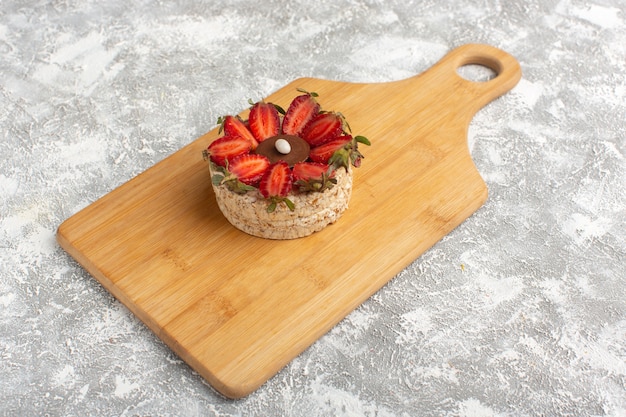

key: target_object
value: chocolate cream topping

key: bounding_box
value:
[254,134,310,166]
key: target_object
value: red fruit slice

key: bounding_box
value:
[282,94,320,136]
[248,102,280,142]
[223,115,259,149]
[309,135,352,164]
[228,154,270,185]
[259,161,293,198]
[292,162,333,182]
[207,135,252,167]
[301,112,343,147]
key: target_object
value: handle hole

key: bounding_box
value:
[456,64,497,83]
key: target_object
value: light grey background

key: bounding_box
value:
[1,1,624,416]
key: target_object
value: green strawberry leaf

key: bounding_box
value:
[211,174,224,186]
[284,198,295,211]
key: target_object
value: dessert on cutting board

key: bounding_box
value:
[204,89,370,240]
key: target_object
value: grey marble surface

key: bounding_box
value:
[1,0,625,416]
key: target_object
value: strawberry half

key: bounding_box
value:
[301,112,343,147]
[260,161,292,198]
[282,94,320,136]
[228,154,270,185]
[222,115,259,149]
[248,101,280,142]
[292,162,333,182]
[309,135,352,164]
[207,135,252,167]
[292,162,336,193]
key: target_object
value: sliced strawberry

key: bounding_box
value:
[228,154,270,185]
[259,161,293,198]
[292,162,333,182]
[248,101,280,142]
[309,135,352,164]
[292,162,337,192]
[207,135,252,167]
[282,94,320,136]
[301,112,343,147]
[222,115,259,149]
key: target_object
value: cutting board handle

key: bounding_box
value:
[412,43,522,117]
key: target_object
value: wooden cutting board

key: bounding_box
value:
[57,43,521,398]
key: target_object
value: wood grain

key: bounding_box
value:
[57,43,521,398]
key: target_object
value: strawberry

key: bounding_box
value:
[292,162,333,182]
[301,112,343,147]
[260,161,292,198]
[259,161,294,212]
[292,162,336,193]
[248,101,280,142]
[308,135,352,164]
[220,115,259,149]
[207,135,252,167]
[228,154,270,185]
[282,93,320,136]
